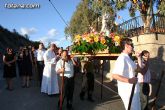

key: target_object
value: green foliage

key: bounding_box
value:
[65,0,116,39]
[129,4,136,17]
[116,1,126,10]
[32,41,41,49]
[65,0,95,38]
[24,34,29,40]
[158,0,165,15]
[109,45,120,53]
[72,40,107,54]
[0,25,34,53]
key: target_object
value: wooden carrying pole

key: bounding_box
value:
[128,70,138,110]
[60,60,65,110]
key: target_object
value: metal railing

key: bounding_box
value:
[116,14,165,37]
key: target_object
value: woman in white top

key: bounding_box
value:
[41,43,59,95]
[112,38,142,110]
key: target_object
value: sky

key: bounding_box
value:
[1,0,156,49]
[0,0,81,48]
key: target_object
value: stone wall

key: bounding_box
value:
[132,34,165,79]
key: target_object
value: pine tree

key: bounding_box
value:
[65,0,105,38]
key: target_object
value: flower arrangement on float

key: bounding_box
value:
[71,31,123,54]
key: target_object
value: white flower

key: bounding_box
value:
[115,42,119,46]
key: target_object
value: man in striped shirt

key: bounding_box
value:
[138,50,151,110]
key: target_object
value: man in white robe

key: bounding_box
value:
[41,43,59,95]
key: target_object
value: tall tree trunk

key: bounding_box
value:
[142,0,153,33]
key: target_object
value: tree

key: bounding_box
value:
[65,0,92,38]
[90,0,125,34]
[158,0,165,15]
[0,25,33,52]
[66,0,163,38]
[32,41,41,49]
[24,34,30,40]
[114,0,163,33]
[65,0,117,39]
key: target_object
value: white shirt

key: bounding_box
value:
[56,59,74,78]
[36,49,45,61]
[113,53,139,95]
[112,53,141,110]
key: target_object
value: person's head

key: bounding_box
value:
[120,38,134,54]
[7,48,13,54]
[19,46,23,51]
[9,48,13,53]
[31,46,35,51]
[23,48,29,55]
[141,50,150,60]
[61,50,69,60]
[39,43,44,50]
[58,48,63,55]
[50,43,57,51]
[66,46,72,51]
[28,45,32,49]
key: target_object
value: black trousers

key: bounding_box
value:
[80,72,94,98]
[59,76,75,105]
[139,83,150,110]
[37,61,44,84]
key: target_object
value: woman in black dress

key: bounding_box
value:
[31,46,37,81]
[22,48,32,88]
[17,47,24,77]
[3,48,16,91]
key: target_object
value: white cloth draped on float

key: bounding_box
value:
[41,49,59,95]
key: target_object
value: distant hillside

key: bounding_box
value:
[0,25,33,54]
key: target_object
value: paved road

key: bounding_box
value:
[0,68,124,110]
[1,65,165,110]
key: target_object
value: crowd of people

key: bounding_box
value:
[2,42,95,110]
[2,38,152,110]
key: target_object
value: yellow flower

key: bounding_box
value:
[74,35,81,42]
[90,33,94,37]
[85,36,91,43]
[133,0,137,4]
[114,36,121,42]
[100,37,106,44]
[94,36,99,42]
[113,35,121,45]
